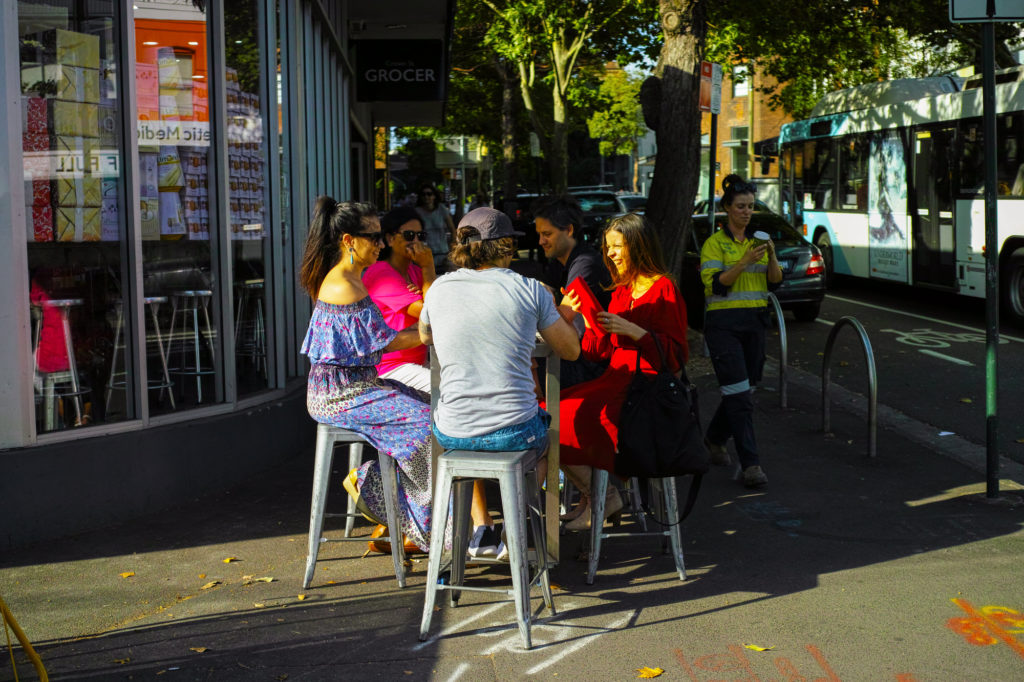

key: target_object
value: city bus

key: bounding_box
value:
[777,70,1024,327]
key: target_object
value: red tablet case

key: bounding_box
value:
[566,276,606,336]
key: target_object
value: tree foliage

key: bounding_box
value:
[586,68,646,157]
[478,0,657,192]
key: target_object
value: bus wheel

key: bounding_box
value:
[1003,254,1024,328]
[814,232,834,285]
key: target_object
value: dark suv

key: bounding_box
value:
[680,205,826,329]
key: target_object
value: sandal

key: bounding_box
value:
[366,524,425,555]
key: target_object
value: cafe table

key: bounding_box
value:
[429,340,561,563]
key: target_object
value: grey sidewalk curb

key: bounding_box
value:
[761,355,1024,486]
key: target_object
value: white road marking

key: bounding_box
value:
[524,611,637,674]
[445,662,470,682]
[918,349,975,366]
[826,294,1024,343]
[412,602,507,651]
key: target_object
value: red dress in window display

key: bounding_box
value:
[558,276,689,473]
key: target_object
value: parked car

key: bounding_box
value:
[680,206,826,329]
[570,190,624,244]
[617,194,647,214]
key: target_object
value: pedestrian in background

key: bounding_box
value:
[416,183,456,272]
[699,174,783,488]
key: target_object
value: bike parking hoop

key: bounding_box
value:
[822,316,877,458]
[766,292,788,408]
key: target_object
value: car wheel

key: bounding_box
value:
[1002,253,1024,328]
[792,302,821,322]
[814,231,834,285]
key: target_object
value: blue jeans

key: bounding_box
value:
[433,409,550,454]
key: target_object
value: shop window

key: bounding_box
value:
[19,2,129,432]
[134,2,222,413]
[226,0,271,395]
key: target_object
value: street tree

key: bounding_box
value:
[586,66,646,190]
[642,0,707,273]
[479,0,656,194]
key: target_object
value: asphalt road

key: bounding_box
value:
[774,276,1024,465]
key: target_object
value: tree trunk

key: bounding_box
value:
[645,0,706,275]
[498,59,519,204]
[550,87,569,194]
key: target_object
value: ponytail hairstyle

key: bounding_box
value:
[721,173,757,208]
[602,213,669,288]
[447,226,516,270]
[298,196,378,298]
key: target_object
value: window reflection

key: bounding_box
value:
[135,2,220,412]
[226,0,270,395]
[20,3,126,432]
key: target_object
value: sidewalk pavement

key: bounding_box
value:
[3,329,1024,681]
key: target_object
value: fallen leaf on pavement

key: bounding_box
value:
[242,576,275,585]
[253,603,266,608]
[636,667,663,678]
[743,643,775,652]
[839,360,849,367]
[119,572,135,579]
[223,557,240,563]
[960,397,973,403]
[297,594,307,600]
[198,573,206,579]
[114,658,130,664]
[189,647,208,653]
[1016,438,1024,443]
[200,581,221,590]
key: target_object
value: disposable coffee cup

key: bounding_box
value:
[751,230,770,248]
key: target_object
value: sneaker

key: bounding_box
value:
[743,465,768,488]
[468,524,501,558]
[705,438,731,466]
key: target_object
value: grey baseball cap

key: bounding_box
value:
[457,207,525,242]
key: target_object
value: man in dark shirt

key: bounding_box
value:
[533,195,612,387]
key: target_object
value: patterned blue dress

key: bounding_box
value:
[301,297,433,551]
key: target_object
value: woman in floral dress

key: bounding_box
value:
[299,197,433,550]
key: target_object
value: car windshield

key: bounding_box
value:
[619,196,646,211]
[574,193,619,213]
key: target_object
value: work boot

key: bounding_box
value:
[705,438,731,466]
[742,465,768,488]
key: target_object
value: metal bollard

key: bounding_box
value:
[821,316,878,458]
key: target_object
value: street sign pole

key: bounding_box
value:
[982,19,1000,498]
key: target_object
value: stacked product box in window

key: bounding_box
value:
[28,28,103,242]
[21,96,53,241]
[157,145,185,238]
[179,149,209,240]
[139,152,159,240]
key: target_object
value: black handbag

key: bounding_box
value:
[614,335,710,480]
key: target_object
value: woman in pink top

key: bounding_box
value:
[364,206,437,394]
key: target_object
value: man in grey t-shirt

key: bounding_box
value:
[420,207,580,557]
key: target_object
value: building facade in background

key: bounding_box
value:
[0,0,451,549]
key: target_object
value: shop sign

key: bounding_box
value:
[137,120,211,146]
[355,40,444,102]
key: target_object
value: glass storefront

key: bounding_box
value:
[20,2,129,432]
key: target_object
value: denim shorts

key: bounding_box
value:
[433,408,551,454]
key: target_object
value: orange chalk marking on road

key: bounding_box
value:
[947,598,1024,659]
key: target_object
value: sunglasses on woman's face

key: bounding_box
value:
[354,231,384,245]
[401,230,427,242]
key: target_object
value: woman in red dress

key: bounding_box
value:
[559,213,689,530]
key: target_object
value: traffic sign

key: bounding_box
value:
[950,0,1024,22]
[698,61,722,114]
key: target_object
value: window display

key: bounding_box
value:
[20,7,127,432]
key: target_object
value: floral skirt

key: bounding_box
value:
[307,364,433,551]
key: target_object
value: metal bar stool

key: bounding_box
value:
[104,296,175,412]
[584,469,687,585]
[166,290,216,403]
[234,278,266,377]
[303,423,407,589]
[419,448,554,650]
[32,298,90,431]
